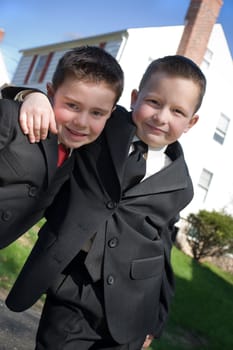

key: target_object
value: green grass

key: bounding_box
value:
[152,247,233,350]
[0,230,233,349]
[0,220,44,290]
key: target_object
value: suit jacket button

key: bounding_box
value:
[28,186,38,197]
[106,201,117,210]
[2,210,12,221]
[107,275,115,285]
[108,237,119,248]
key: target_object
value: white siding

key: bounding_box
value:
[12,56,33,85]
[180,24,233,216]
[117,26,184,108]
[0,50,9,87]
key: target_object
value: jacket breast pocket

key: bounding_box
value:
[130,255,164,280]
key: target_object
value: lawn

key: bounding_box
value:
[0,221,43,290]
[152,247,233,350]
[0,228,232,349]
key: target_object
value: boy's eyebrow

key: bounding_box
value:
[92,106,113,113]
[63,95,114,113]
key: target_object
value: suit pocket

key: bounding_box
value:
[130,255,164,280]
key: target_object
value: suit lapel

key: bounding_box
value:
[126,155,188,196]
[40,133,58,186]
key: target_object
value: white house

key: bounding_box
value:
[8,0,233,220]
[0,29,10,88]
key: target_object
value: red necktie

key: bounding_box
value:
[57,143,69,167]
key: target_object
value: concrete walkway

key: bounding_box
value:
[0,298,40,350]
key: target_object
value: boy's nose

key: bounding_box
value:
[73,112,88,127]
[153,108,168,123]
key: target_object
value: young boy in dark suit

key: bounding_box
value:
[3,55,206,350]
[0,46,124,247]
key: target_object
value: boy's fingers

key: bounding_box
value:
[40,127,49,140]
[142,335,154,349]
[40,114,50,140]
[33,115,42,142]
[20,111,36,143]
[27,116,36,143]
[49,112,58,135]
[19,112,29,135]
[49,121,58,135]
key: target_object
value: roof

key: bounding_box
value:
[20,28,129,55]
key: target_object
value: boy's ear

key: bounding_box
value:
[46,83,55,99]
[184,114,199,133]
[130,89,139,109]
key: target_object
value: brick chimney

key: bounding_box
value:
[176,0,223,65]
[0,29,5,42]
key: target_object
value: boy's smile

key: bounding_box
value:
[131,72,199,148]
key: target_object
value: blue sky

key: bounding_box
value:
[1,0,232,79]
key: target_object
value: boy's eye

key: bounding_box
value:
[147,98,160,106]
[173,108,185,116]
[93,111,101,116]
[67,103,79,110]
[92,110,104,118]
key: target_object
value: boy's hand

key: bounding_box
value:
[19,92,57,143]
[142,335,154,349]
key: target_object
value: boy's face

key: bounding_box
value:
[47,77,116,149]
[131,72,199,148]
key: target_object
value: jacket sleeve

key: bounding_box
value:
[153,215,180,338]
[0,99,17,150]
[1,85,42,100]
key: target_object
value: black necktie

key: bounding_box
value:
[122,140,148,191]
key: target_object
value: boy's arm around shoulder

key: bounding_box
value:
[110,104,133,127]
[112,104,130,117]
[1,85,42,101]
[0,99,20,150]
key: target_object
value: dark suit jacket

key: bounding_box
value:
[6,105,193,343]
[0,99,73,248]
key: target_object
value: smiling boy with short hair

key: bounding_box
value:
[0,45,124,247]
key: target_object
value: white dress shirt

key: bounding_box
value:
[130,138,172,181]
[144,145,171,179]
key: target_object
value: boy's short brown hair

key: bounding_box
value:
[139,55,206,113]
[52,46,124,105]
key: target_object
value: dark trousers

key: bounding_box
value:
[35,251,145,350]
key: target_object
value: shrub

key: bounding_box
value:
[184,210,233,261]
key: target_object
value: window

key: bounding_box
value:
[24,52,53,84]
[201,48,213,70]
[103,40,122,58]
[197,169,213,202]
[213,113,230,145]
